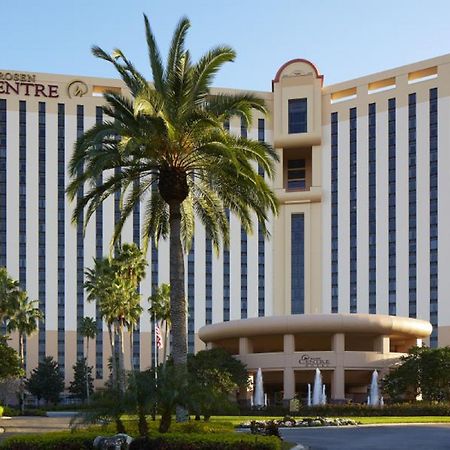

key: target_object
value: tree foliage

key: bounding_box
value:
[25,357,65,405]
[0,335,23,381]
[68,358,94,401]
[6,292,43,365]
[0,267,21,324]
[187,348,247,419]
[383,346,450,402]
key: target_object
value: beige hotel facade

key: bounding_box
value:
[0,53,448,400]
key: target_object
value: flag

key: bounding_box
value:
[156,324,164,349]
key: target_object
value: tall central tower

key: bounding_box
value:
[272,59,324,315]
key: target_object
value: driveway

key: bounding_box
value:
[0,415,73,442]
[280,424,450,450]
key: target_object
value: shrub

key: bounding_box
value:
[298,402,450,417]
[0,405,3,417]
[0,431,100,450]
[129,433,281,450]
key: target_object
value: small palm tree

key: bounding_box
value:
[79,316,97,362]
[6,291,43,413]
[6,292,42,366]
[149,284,171,362]
[85,258,118,386]
[0,267,21,324]
[85,243,146,391]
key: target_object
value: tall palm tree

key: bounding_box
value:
[6,291,43,413]
[67,15,278,378]
[0,267,21,325]
[149,283,171,363]
[79,317,97,403]
[79,316,97,362]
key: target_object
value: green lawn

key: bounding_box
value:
[210,415,450,426]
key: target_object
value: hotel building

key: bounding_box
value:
[0,54,447,399]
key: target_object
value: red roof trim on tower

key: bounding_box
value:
[272,58,324,90]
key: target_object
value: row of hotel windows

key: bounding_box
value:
[330,88,439,346]
[0,99,268,373]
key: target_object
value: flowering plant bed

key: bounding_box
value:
[240,416,359,435]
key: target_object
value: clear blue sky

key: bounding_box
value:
[2,0,450,91]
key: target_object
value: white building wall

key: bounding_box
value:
[416,97,430,321]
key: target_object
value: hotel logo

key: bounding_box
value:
[67,80,89,98]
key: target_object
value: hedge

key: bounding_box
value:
[129,433,281,450]
[296,403,450,417]
[0,431,280,450]
[0,431,101,450]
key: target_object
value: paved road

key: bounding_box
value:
[280,424,450,450]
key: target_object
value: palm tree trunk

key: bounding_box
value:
[129,327,134,372]
[169,202,188,422]
[118,319,125,393]
[86,337,90,404]
[108,323,117,389]
[163,321,168,363]
[169,202,187,365]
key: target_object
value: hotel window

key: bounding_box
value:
[288,98,307,134]
[331,112,338,313]
[408,93,417,319]
[287,159,306,189]
[429,87,438,347]
[349,107,357,313]
[188,238,195,352]
[291,214,305,314]
[368,103,376,314]
[388,98,396,316]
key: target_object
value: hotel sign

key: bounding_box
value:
[299,354,330,368]
[0,72,59,98]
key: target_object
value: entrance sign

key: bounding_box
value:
[299,354,330,368]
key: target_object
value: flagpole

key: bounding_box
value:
[153,312,158,374]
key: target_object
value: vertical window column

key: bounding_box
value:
[291,214,305,314]
[388,98,397,315]
[349,107,357,313]
[38,102,46,361]
[408,94,417,318]
[76,105,84,359]
[187,239,195,352]
[223,210,230,322]
[368,103,376,314]
[429,88,438,347]
[240,119,248,319]
[223,121,230,321]
[19,101,26,289]
[95,106,103,379]
[57,104,65,373]
[205,237,212,324]
[331,112,339,313]
[0,100,6,270]
[19,101,26,365]
[132,180,140,370]
[257,118,265,317]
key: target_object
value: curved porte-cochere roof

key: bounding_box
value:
[199,313,432,342]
